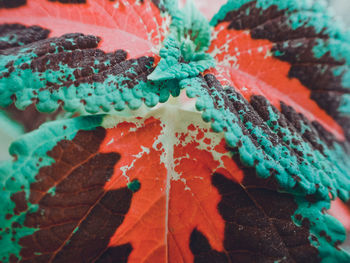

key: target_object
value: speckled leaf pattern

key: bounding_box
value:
[182,73,350,261]
[0,30,174,114]
[0,110,328,262]
[0,115,134,262]
[0,0,172,115]
[190,172,319,262]
[210,0,350,140]
[0,0,172,165]
[0,23,65,154]
[1,0,350,262]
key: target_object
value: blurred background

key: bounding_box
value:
[327,0,350,251]
[330,0,350,25]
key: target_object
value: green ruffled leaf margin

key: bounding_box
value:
[0,115,104,262]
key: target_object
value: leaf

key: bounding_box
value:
[209,0,350,141]
[0,29,185,114]
[0,23,79,134]
[0,113,308,261]
[0,115,136,262]
[181,74,350,201]
[1,102,349,261]
[0,0,179,115]
[0,23,68,160]
[0,0,179,116]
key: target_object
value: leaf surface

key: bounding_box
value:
[0,29,182,114]
[1,81,350,261]
[0,0,175,115]
[209,0,350,141]
[1,104,339,262]
[1,0,350,262]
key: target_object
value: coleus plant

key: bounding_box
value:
[0,0,350,262]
